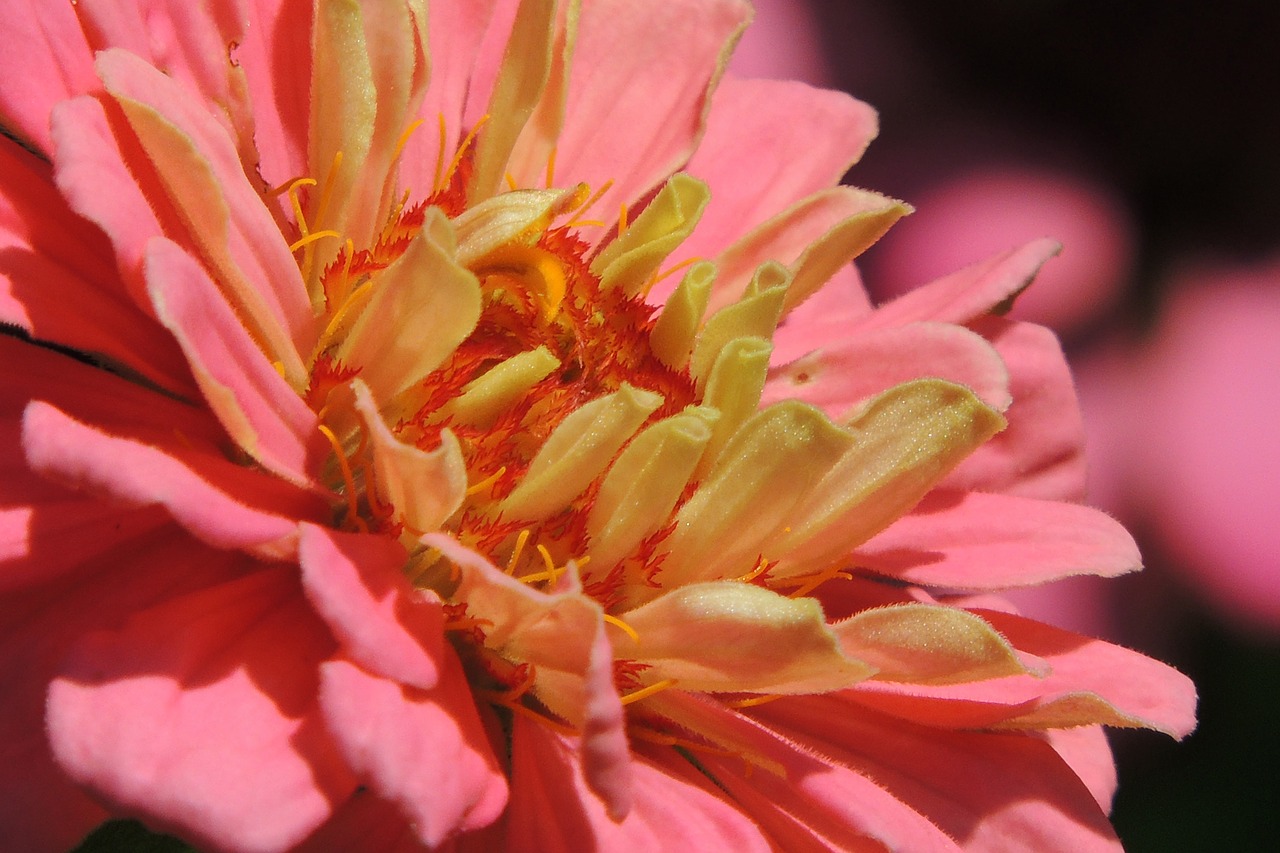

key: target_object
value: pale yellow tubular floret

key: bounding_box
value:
[636,401,854,603]
[453,186,579,265]
[832,604,1033,686]
[351,380,468,535]
[504,0,580,188]
[588,173,711,296]
[586,406,720,570]
[649,260,715,370]
[444,346,562,429]
[688,262,789,391]
[467,0,557,203]
[695,336,773,478]
[614,581,876,694]
[500,384,663,522]
[307,0,378,301]
[335,208,482,402]
[780,187,912,313]
[767,378,1006,578]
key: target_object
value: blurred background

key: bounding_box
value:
[734,0,1280,849]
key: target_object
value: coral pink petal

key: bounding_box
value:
[96,48,314,349]
[750,695,1122,851]
[550,0,750,222]
[973,609,1198,739]
[855,238,1061,334]
[0,529,250,851]
[653,691,960,851]
[944,317,1088,501]
[21,400,313,560]
[504,716,770,853]
[769,264,874,364]
[763,320,1011,417]
[1039,726,1118,811]
[318,655,508,848]
[47,568,356,853]
[146,237,322,487]
[0,0,96,154]
[1,136,193,394]
[234,0,313,189]
[854,489,1141,589]
[679,76,878,264]
[295,791,425,853]
[298,524,442,690]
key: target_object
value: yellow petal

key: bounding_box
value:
[650,260,714,370]
[689,263,788,390]
[445,346,561,429]
[336,207,481,400]
[696,336,773,477]
[500,383,662,522]
[589,173,710,296]
[615,581,875,694]
[454,186,578,265]
[587,406,718,569]
[834,604,1030,685]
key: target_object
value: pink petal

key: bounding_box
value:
[0,531,247,851]
[546,0,751,225]
[146,237,322,486]
[298,523,442,690]
[749,694,1122,851]
[651,690,961,851]
[762,320,1012,417]
[318,655,507,848]
[47,568,356,853]
[295,790,427,853]
[768,263,873,364]
[854,489,1141,589]
[21,400,313,560]
[1,134,193,393]
[678,76,878,265]
[0,0,96,154]
[504,716,771,852]
[1039,725,1118,812]
[854,238,1061,334]
[943,317,1088,501]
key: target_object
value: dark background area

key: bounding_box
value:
[811,1,1280,849]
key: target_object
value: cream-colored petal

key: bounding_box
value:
[504,0,581,188]
[689,264,788,390]
[834,604,1030,685]
[615,581,875,694]
[500,384,662,522]
[445,346,561,429]
[696,336,773,478]
[770,378,1006,576]
[648,401,854,598]
[454,186,578,265]
[352,381,467,535]
[587,406,718,570]
[650,260,714,370]
[468,0,557,202]
[589,173,710,297]
[336,207,481,400]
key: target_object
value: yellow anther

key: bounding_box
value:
[505,172,519,192]
[618,202,629,235]
[286,177,318,236]
[620,679,678,706]
[271,360,287,378]
[433,113,448,192]
[465,465,508,496]
[440,114,491,191]
[289,229,342,253]
[535,543,558,578]
[545,145,558,188]
[506,529,531,575]
[309,278,376,367]
[602,613,640,643]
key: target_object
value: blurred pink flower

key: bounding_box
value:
[868,165,1136,337]
[1076,259,1280,634]
[1,1,1192,851]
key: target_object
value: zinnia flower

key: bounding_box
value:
[1,1,1194,851]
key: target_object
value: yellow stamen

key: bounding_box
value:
[620,678,678,706]
[735,555,773,584]
[536,543,559,580]
[545,145,557,188]
[602,613,640,643]
[440,114,491,190]
[308,278,376,367]
[726,693,784,709]
[390,118,425,167]
[286,177,318,236]
[641,255,704,298]
[317,423,364,531]
[476,245,567,321]
[618,201,629,235]
[465,465,508,496]
[506,529,531,575]
[433,113,448,192]
[289,229,342,253]
[313,150,344,234]
[778,567,854,599]
[505,172,519,191]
